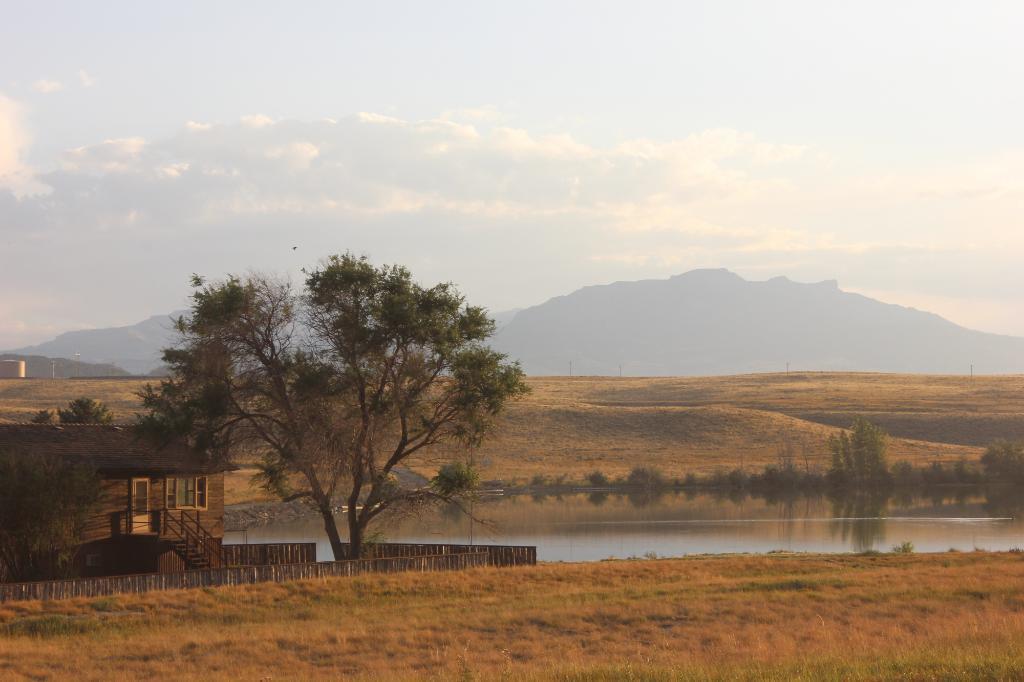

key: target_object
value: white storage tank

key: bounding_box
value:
[0,360,26,378]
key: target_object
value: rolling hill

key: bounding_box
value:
[4,374,1012,484]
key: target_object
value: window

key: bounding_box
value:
[165,476,208,509]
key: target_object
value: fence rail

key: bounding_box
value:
[0,552,489,603]
[333,542,537,567]
[223,543,317,566]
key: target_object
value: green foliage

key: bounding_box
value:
[828,417,890,486]
[431,462,480,497]
[138,253,528,559]
[58,398,114,425]
[0,451,100,582]
[626,466,667,488]
[586,470,610,487]
[980,440,1024,483]
[891,541,915,554]
[29,409,55,425]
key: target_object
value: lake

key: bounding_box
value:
[224,490,1024,562]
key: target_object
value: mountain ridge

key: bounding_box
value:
[489,269,1024,376]
[5,271,1022,376]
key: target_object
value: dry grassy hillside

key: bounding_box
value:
[0,378,150,423]
[457,374,1005,482]
[3,374,1019,484]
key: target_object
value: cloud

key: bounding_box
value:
[32,79,63,94]
[240,114,275,128]
[2,111,1024,347]
[62,137,147,174]
[78,70,95,88]
[0,94,45,196]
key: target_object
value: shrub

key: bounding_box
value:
[29,410,55,425]
[431,462,479,497]
[58,398,114,425]
[626,466,667,488]
[891,541,915,554]
[726,468,749,489]
[981,440,1024,483]
[586,470,609,487]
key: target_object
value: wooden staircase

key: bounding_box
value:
[161,510,225,570]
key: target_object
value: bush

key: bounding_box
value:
[891,541,915,554]
[981,440,1024,483]
[430,461,479,497]
[726,468,749,489]
[58,398,114,425]
[586,471,609,487]
[30,410,55,425]
[626,466,667,488]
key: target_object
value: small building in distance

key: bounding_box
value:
[0,360,25,379]
[0,424,234,577]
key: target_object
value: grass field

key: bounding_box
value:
[1,552,1023,680]
[3,373,1022,485]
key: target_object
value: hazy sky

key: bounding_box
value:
[2,1,1024,348]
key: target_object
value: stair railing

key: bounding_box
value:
[161,509,225,569]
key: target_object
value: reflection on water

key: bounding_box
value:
[225,489,1024,562]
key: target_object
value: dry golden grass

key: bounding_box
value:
[222,467,278,505]
[5,374,1022,485]
[2,553,1024,680]
[0,378,151,423]
[445,373,1017,482]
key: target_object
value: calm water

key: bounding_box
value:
[224,490,1024,562]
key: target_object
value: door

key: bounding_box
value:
[131,478,151,533]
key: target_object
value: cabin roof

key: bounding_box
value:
[0,424,233,476]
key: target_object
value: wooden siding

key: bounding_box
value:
[80,472,226,545]
[0,553,490,602]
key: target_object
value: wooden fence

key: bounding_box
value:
[0,552,488,603]
[333,542,537,567]
[223,543,317,566]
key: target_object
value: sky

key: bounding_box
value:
[2,0,1024,348]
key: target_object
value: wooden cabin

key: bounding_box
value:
[0,424,232,577]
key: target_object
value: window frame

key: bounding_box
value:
[165,475,209,510]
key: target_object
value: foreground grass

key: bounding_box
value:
[1,553,1023,680]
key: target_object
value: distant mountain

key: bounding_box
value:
[490,269,1024,376]
[491,308,523,331]
[5,312,186,375]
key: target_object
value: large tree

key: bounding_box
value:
[0,451,100,582]
[140,254,527,558]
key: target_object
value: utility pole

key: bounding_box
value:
[569,360,573,377]
[74,353,81,378]
[619,364,622,377]
[786,361,790,374]
[50,360,56,380]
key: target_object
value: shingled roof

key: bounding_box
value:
[0,424,232,475]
